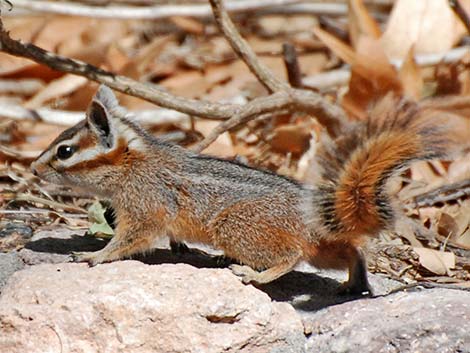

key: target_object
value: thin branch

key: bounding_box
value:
[3,192,87,213]
[411,179,470,208]
[449,0,470,35]
[0,78,44,95]
[303,46,470,90]
[194,88,351,151]
[0,102,190,126]
[8,0,301,19]
[282,43,303,88]
[197,0,350,149]
[4,1,363,19]
[209,0,289,93]
[194,91,291,152]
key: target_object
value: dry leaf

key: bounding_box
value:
[344,38,402,118]
[413,247,455,275]
[270,121,314,156]
[455,228,470,248]
[195,120,234,157]
[170,17,205,35]
[25,74,88,109]
[395,218,423,247]
[410,161,442,186]
[398,46,423,100]
[437,212,459,238]
[313,27,356,65]
[348,0,381,49]
[381,0,469,60]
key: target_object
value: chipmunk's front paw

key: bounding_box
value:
[230,264,259,284]
[70,251,108,267]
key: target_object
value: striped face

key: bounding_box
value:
[31,85,146,195]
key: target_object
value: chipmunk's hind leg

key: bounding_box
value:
[309,242,372,296]
[230,257,300,284]
[209,200,303,284]
[339,247,372,296]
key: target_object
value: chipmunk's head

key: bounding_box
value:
[31,85,147,196]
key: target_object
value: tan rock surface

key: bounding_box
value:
[0,261,306,353]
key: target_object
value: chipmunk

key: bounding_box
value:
[31,85,446,295]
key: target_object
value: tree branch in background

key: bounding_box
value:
[209,0,289,93]
[6,0,350,19]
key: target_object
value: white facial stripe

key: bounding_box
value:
[115,120,145,151]
[60,145,105,168]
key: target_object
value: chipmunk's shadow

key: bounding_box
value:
[139,247,362,311]
[25,235,360,310]
[25,234,107,254]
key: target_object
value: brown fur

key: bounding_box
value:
[77,134,96,150]
[335,131,419,236]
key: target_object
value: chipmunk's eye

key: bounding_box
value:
[56,145,75,160]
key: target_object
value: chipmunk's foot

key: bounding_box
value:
[337,281,372,297]
[215,255,233,267]
[169,240,190,256]
[230,264,259,284]
[70,250,110,267]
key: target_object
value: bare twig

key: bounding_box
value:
[0,145,39,163]
[0,78,44,95]
[282,43,303,88]
[194,91,291,152]
[6,0,356,19]
[0,18,345,128]
[209,0,289,93]
[412,179,470,208]
[303,46,470,90]
[194,87,350,151]
[450,0,470,35]
[2,192,87,213]
[8,0,300,19]
[0,102,190,126]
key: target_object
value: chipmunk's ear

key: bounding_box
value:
[87,86,117,148]
[94,84,119,111]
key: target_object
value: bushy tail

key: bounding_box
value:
[315,95,448,239]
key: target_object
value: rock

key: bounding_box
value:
[0,252,24,292]
[17,248,69,266]
[304,288,470,353]
[0,222,33,252]
[16,228,106,265]
[0,261,306,353]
